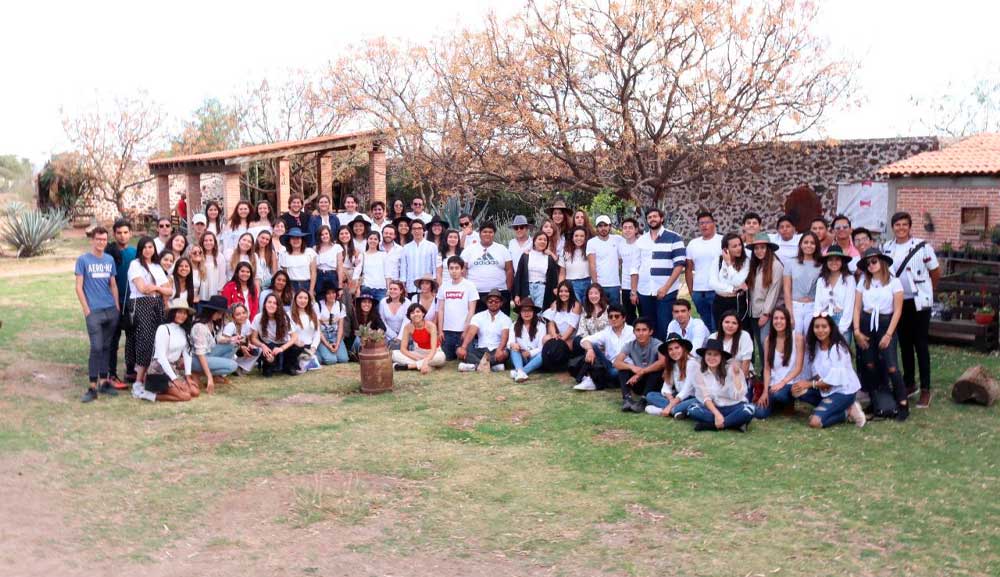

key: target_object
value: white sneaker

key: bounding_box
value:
[131,381,144,398]
[645,405,663,416]
[491,364,505,372]
[515,370,529,383]
[458,363,477,372]
[510,370,518,380]
[848,401,867,428]
[573,376,597,391]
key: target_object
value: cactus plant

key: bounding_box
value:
[1,206,69,257]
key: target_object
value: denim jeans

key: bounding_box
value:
[191,343,239,376]
[753,382,795,419]
[796,389,856,428]
[637,292,677,341]
[528,282,546,308]
[691,290,716,333]
[315,270,339,301]
[645,393,698,416]
[602,286,622,308]
[511,350,544,375]
[687,401,755,429]
[317,340,349,364]
[289,279,310,293]
[442,330,464,361]
[85,307,118,382]
[569,278,591,304]
[577,344,619,388]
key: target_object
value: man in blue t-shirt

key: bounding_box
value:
[75,226,120,403]
[105,218,136,387]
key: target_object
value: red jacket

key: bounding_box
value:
[221,281,259,320]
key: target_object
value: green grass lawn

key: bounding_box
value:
[1,272,998,576]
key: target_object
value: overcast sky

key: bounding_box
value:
[3,0,998,167]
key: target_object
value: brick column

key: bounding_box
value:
[277,158,291,212]
[317,153,334,199]
[186,173,201,219]
[156,174,170,218]
[222,171,241,216]
[368,148,386,205]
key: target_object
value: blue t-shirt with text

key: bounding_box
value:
[75,252,117,312]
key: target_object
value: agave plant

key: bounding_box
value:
[1,207,69,257]
[490,212,517,246]
[429,194,490,230]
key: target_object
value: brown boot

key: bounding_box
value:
[917,390,932,409]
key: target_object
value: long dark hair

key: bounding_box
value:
[336,225,356,263]
[514,305,541,341]
[164,307,194,351]
[440,229,461,258]
[717,310,744,358]
[355,295,384,328]
[194,304,224,333]
[251,199,274,226]
[797,231,821,265]
[719,232,747,271]
[563,226,587,262]
[135,236,159,277]
[230,262,258,301]
[582,282,608,318]
[228,199,253,230]
[806,314,850,363]
[253,230,278,276]
[748,242,778,290]
[166,232,188,257]
[553,280,578,312]
[766,306,794,369]
[819,254,849,286]
[291,289,319,330]
[259,293,290,342]
[172,256,196,307]
[663,345,689,386]
[269,270,291,307]
[700,351,727,383]
[205,200,225,232]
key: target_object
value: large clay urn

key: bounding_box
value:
[359,340,393,394]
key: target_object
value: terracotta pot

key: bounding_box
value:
[974,312,996,326]
[358,341,393,394]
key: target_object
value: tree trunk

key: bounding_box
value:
[951,365,1000,406]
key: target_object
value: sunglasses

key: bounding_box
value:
[512,225,527,230]
[460,222,472,227]
[158,224,172,229]
[866,258,880,267]
[608,313,623,319]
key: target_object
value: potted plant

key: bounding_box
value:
[356,324,393,394]
[938,292,957,321]
[975,303,996,325]
[940,241,954,259]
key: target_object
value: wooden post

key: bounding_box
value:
[156,174,170,218]
[317,153,334,200]
[186,173,201,218]
[368,148,386,206]
[277,158,291,213]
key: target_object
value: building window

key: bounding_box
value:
[960,206,988,237]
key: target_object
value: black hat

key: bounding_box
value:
[696,338,732,361]
[818,244,854,265]
[357,290,378,303]
[428,215,448,228]
[658,332,693,356]
[199,295,229,313]
[392,215,412,226]
[349,215,371,228]
[860,247,893,267]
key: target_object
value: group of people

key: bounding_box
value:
[76,193,940,431]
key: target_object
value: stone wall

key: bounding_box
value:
[657,137,939,238]
[87,174,223,225]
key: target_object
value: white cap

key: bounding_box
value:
[595,215,612,226]
[192,213,207,225]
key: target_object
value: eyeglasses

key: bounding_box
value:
[460,222,472,228]
[158,224,171,229]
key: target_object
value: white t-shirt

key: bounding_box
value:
[439,278,478,333]
[618,238,640,289]
[462,242,511,292]
[770,233,801,264]
[280,249,317,281]
[708,329,755,362]
[127,261,168,298]
[559,249,590,280]
[251,311,294,344]
[858,276,903,316]
[685,234,721,292]
[314,245,342,272]
[508,237,532,274]
[291,310,321,348]
[527,251,549,284]
[406,211,433,225]
[359,250,389,289]
[586,235,622,287]
[470,309,513,350]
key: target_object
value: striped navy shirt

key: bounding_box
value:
[631,228,687,296]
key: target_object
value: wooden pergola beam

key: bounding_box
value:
[224,136,379,166]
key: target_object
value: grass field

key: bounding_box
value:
[1,263,998,576]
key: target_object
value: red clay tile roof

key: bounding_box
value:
[879,133,1000,176]
[148,129,384,168]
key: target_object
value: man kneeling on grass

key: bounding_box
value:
[612,317,664,413]
[457,289,511,373]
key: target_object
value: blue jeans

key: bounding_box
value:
[797,389,856,428]
[511,350,544,375]
[638,292,677,341]
[289,279,310,293]
[317,340,349,364]
[528,282,546,307]
[645,393,698,416]
[603,286,621,307]
[687,401,755,429]
[191,343,239,376]
[442,330,464,361]
[362,287,386,303]
[85,307,118,382]
[753,382,795,419]
[569,278,591,304]
[691,290,716,333]
[315,270,339,301]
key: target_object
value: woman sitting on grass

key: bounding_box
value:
[791,314,866,429]
[316,286,348,365]
[135,299,199,403]
[708,310,754,377]
[686,338,755,432]
[289,289,322,372]
[753,306,808,419]
[250,293,302,378]
[221,303,259,375]
[392,303,446,373]
[644,333,698,418]
[508,298,547,382]
[190,295,238,393]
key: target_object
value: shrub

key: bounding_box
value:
[1,205,70,257]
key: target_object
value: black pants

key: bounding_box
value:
[617,369,661,400]
[897,299,931,391]
[261,342,306,377]
[108,314,135,379]
[475,290,512,316]
[712,294,739,332]
[859,312,907,406]
[621,289,639,325]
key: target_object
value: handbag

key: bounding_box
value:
[119,282,135,331]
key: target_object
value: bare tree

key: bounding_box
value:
[62,95,165,217]
[911,72,1000,137]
